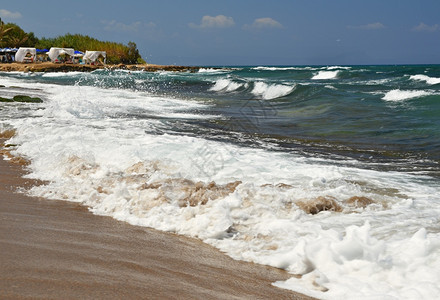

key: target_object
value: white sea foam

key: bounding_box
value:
[326,66,351,70]
[2,74,440,300]
[209,79,244,92]
[365,78,394,85]
[251,82,295,100]
[253,66,331,71]
[312,71,339,80]
[410,74,440,85]
[198,68,229,74]
[41,71,85,78]
[253,66,306,71]
[382,89,433,101]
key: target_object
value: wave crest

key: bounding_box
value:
[312,71,339,80]
[251,82,296,100]
[382,89,433,101]
[198,68,229,74]
[253,66,304,71]
[410,74,440,85]
[209,79,244,92]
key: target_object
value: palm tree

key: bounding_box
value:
[0,19,13,47]
[8,35,29,48]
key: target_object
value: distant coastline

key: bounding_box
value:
[0,62,201,73]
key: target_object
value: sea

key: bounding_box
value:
[1,65,439,299]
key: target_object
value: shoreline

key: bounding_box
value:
[0,62,202,73]
[0,139,313,299]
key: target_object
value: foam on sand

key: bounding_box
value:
[0,156,304,299]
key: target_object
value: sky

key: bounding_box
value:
[1,0,440,66]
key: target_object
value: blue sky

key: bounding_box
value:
[1,0,440,65]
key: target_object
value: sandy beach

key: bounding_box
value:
[0,140,312,299]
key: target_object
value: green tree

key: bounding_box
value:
[25,32,39,47]
[1,23,38,48]
[0,18,13,47]
[0,19,145,64]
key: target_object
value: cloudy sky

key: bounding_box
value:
[1,0,440,65]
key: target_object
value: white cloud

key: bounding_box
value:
[244,17,283,30]
[189,15,235,29]
[348,22,385,30]
[102,20,156,32]
[412,22,440,32]
[0,9,22,20]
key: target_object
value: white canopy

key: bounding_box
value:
[47,47,74,61]
[15,47,36,62]
[83,51,106,63]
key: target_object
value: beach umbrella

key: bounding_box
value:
[74,50,84,57]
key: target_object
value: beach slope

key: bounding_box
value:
[0,155,312,299]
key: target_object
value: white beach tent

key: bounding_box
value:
[15,47,37,62]
[83,51,106,64]
[47,47,75,61]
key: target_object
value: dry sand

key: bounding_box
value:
[0,147,313,299]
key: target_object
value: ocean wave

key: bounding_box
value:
[410,74,440,85]
[209,79,245,92]
[41,71,85,78]
[253,66,306,71]
[198,68,229,74]
[326,66,352,70]
[312,71,339,80]
[364,78,395,85]
[382,89,434,101]
[10,111,440,300]
[3,66,440,300]
[251,82,296,100]
[324,85,337,90]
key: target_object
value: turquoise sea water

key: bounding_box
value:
[6,64,439,175]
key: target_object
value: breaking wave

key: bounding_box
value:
[2,64,440,300]
[410,74,440,85]
[198,68,230,74]
[326,66,351,70]
[312,71,339,80]
[251,82,296,100]
[382,89,434,101]
[209,79,245,92]
[41,71,85,78]
[253,66,306,71]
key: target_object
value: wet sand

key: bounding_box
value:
[0,152,312,299]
